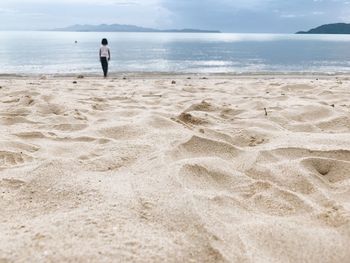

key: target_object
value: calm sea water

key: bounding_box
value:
[1,31,350,74]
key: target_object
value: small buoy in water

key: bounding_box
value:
[75,40,78,44]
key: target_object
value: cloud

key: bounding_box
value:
[159,0,350,32]
[1,0,350,32]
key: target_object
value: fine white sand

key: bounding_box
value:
[0,74,350,262]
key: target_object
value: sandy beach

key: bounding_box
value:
[0,74,349,262]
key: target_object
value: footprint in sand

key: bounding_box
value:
[248,136,266,147]
[137,198,156,220]
[245,164,316,195]
[13,131,47,139]
[0,178,26,189]
[51,123,88,132]
[316,205,350,227]
[176,112,206,126]
[235,181,313,216]
[0,141,40,153]
[1,108,31,117]
[18,95,35,106]
[73,109,88,121]
[36,103,66,115]
[171,135,242,161]
[220,107,244,119]
[92,103,109,111]
[0,151,32,170]
[2,97,20,104]
[0,116,37,125]
[99,125,145,140]
[302,157,350,185]
[177,161,244,193]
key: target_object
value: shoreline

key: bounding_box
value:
[2,71,350,79]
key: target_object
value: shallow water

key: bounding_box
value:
[1,31,350,74]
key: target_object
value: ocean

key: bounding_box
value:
[1,31,350,74]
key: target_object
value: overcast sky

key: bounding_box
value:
[0,0,350,32]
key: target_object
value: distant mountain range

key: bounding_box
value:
[51,24,221,33]
[296,23,350,34]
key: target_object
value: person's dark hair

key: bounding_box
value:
[101,38,108,45]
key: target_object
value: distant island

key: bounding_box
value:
[296,23,350,34]
[51,24,221,33]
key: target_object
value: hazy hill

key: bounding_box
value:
[52,24,221,33]
[296,23,350,34]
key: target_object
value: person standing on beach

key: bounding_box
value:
[99,38,111,78]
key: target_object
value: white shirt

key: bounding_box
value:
[100,46,110,59]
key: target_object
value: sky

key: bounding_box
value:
[0,0,350,33]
